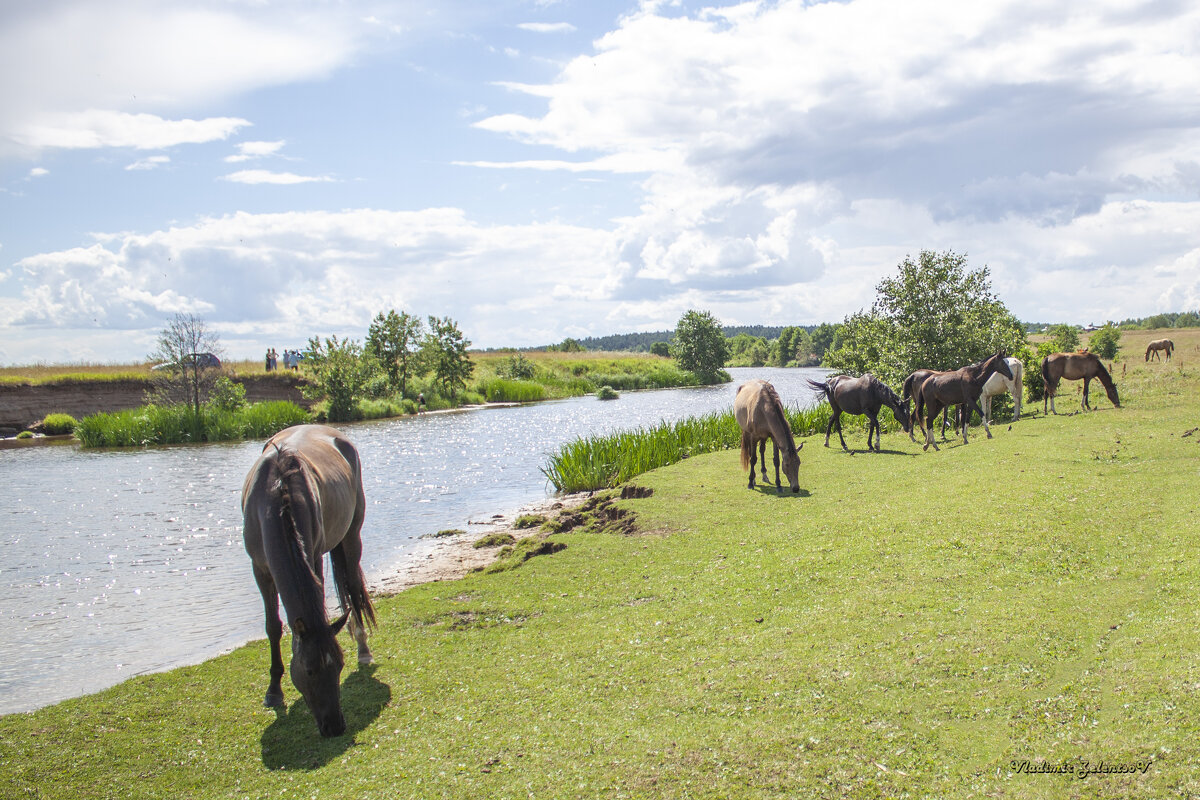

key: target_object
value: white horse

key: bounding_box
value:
[944,356,1024,435]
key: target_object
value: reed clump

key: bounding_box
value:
[76,401,308,447]
[542,404,836,493]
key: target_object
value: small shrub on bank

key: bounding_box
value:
[513,514,547,529]
[473,533,516,548]
[16,430,33,439]
[42,413,78,435]
[596,386,619,400]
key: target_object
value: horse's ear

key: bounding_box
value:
[329,612,349,636]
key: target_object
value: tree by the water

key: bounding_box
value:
[365,309,424,396]
[671,309,730,384]
[823,250,1025,387]
[424,316,474,398]
[148,313,224,417]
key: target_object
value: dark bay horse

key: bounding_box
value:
[915,353,1013,451]
[1145,338,1174,361]
[806,373,911,452]
[242,424,376,737]
[734,380,802,494]
[903,368,952,442]
[1042,352,1120,414]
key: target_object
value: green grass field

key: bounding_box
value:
[2,335,1198,798]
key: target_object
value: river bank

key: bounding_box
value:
[1,358,1192,797]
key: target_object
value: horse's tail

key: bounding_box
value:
[805,377,832,401]
[739,429,754,471]
[1041,356,1052,393]
[330,543,377,631]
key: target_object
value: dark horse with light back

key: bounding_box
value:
[915,353,1013,451]
[242,424,376,737]
[806,374,912,452]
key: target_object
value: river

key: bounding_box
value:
[0,367,827,714]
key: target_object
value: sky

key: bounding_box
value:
[3,0,1200,364]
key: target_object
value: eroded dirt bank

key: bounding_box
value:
[0,375,311,434]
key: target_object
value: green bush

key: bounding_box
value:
[1088,324,1121,360]
[42,413,78,435]
[16,430,34,439]
[596,385,619,400]
[207,376,247,412]
[477,378,547,403]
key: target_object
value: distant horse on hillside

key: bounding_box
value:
[734,379,802,494]
[806,373,911,452]
[914,353,1014,451]
[1042,352,1120,414]
[1145,339,1174,362]
[242,424,377,738]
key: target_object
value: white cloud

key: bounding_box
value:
[14,110,249,151]
[28,167,48,178]
[0,1,367,158]
[225,140,287,163]
[125,155,171,171]
[222,170,335,185]
[517,22,577,34]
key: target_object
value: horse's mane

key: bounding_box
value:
[267,452,328,630]
[761,383,798,455]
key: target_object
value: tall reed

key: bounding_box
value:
[542,403,836,492]
[76,401,308,447]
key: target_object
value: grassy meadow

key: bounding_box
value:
[2,331,1198,798]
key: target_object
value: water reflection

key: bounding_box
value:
[0,367,825,713]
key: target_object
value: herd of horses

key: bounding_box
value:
[241,347,1129,737]
[733,349,1123,492]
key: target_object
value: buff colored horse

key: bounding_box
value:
[1145,339,1174,361]
[734,379,802,493]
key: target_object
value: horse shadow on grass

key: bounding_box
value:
[750,485,812,498]
[260,664,390,770]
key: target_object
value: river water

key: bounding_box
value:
[0,367,826,714]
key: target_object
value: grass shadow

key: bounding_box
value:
[260,663,390,770]
[749,484,811,498]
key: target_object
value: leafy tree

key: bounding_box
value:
[671,309,730,383]
[365,309,424,396]
[499,353,536,380]
[303,335,371,421]
[549,337,586,352]
[810,322,840,361]
[649,341,671,357]
[823,250,1026,387]
[424,316,474,398]
[1047,324,1080,352]
[1088,323,1121,360]
[148,313,224,417]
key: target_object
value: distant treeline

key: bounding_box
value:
[1118,311,1200,329]
[549,325,818,353]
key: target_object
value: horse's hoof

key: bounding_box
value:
[264,691,284,708]
[358,654,375,666]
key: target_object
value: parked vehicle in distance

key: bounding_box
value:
[151,352,222,371]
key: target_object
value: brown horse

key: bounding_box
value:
[734,380,802,493]
[914,353,1014,451]
[1041,352,1120,413]
[902,368,952,442]
[242,424,376,737]
[806,373,911,452]
[1145,338,1174,361]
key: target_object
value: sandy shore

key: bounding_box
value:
[371,491,589,595]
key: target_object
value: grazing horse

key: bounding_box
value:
[734,380,802,494]
[1041,352,1120,414]
[806,373,911,452]
[242,424,376,737]
[915,353,1014,451]
[1145,338,1174,362]
[947,356,1025,433]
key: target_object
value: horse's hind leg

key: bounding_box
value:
[758,439,770,485]
[1082,377,1091,410]
[331,538,375,666]
[747,440,758,489]
[253,565,285,707]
